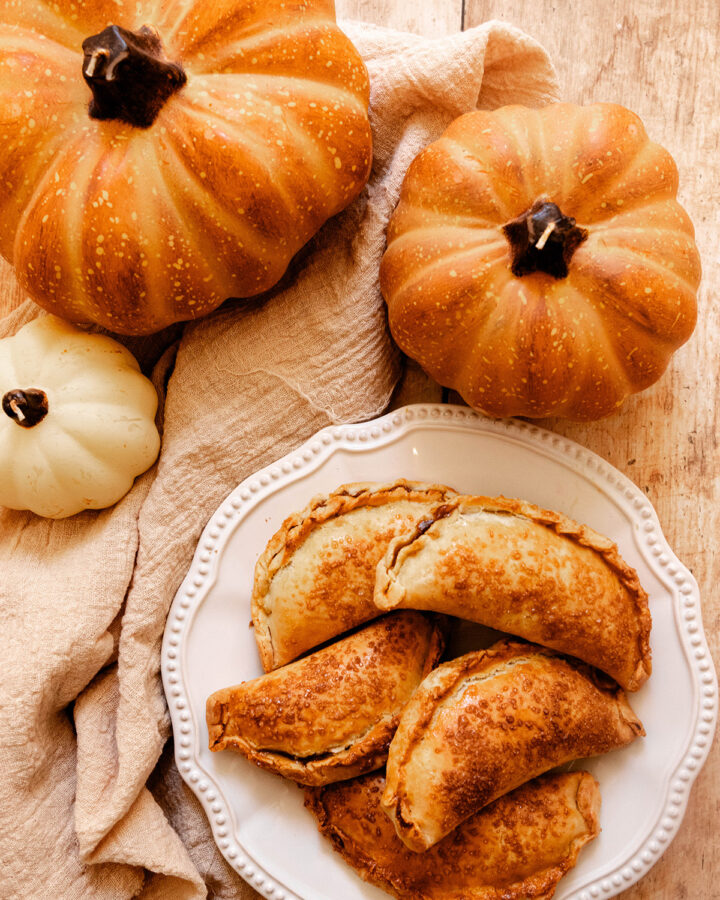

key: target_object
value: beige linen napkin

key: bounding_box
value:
[0,20,557,900]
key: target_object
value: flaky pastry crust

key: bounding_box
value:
[305,770,601,899]
[252,479,456,670]
[207,612,445,785]
[374,494,652,691]
[382,640,643,852]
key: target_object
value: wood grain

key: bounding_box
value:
[460,4,719,897]
[1,1,715,898]
[341,0,462,35]
[350,1,718,898]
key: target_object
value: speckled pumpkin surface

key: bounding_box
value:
[380,102,701,420]
[0,0,372,334]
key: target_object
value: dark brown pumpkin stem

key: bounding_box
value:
[503,199,588,279]
[82,25,186,128]
[2,389,49,428]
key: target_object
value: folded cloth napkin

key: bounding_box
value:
[0,19,557,900]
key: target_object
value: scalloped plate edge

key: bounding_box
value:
[161,404,717,900]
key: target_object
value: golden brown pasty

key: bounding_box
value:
[383,640,643,852]
[252,479,456,670]
[305,770,601,900]
[374,495,651,691]
[206,611,445,785]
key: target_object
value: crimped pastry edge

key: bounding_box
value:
[382,640,642,853]
[208,612,446,786]
[251,479,457,671]
[374,493,652,691]
[208,713,398,787]
[304,770,602,900]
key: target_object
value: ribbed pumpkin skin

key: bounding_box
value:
[381,103,701,420]
[0,0,372,334]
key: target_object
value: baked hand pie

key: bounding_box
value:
[305,770,601,899]
[206,611,445,785]
[374,494,651,691]
[383,640,643,852]
[252,479,456,670]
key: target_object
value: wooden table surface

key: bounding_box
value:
[347,3,719,899]
[1,2,716,898]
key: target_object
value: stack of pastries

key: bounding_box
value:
[206,479,652,899]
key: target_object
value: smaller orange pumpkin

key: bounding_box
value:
[380,103,701,420]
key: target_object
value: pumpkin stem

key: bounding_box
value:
[82,25,186,128]
[2,389,49,428]
[503,199,588,279]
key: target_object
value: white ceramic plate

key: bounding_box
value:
[162,404,717,900]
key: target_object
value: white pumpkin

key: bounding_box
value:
[0,315,160,518]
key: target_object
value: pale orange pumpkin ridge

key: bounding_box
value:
[381,102,700,421]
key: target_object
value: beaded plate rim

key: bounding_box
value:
[161,403,717,900]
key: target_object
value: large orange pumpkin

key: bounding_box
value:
[380,103,701,420]
[0,0,372,334]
